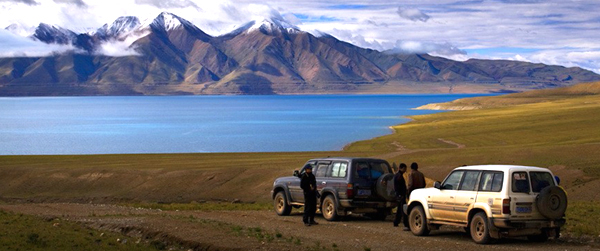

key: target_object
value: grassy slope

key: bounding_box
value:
[417,81,600,110]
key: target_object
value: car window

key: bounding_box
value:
[442,171,464,190]
[512,172,530,193]
[339,163,347,177]
[315,163,329,178]
[329,162,341,177]
[329,162,348,178]
[369,162,385,179]
[459,171,481,191]
[479,171,504,192]
[530,171,554,193]
[356,162,370,179]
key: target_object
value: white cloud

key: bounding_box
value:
[0,29,76,57]
[397,7,430,22]
[94,32,148,57]
[134,0,198,9]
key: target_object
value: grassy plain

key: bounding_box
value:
[1,81,600,240]
[0,210,159,250]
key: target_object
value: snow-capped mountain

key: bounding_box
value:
[94,16,141,40]
[226,17,301,37]
[1,11,599,96]
[140,12,196,32]
[32,23,78,45]
[248,17,301,34]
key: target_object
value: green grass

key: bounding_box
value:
[127,201,272,211]
[0,209,157,250]
[564,201,600,237]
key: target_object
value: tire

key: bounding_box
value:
[409,205,430,236]
[321,195,339,221]
[274,191,292,216]
[376,173,396,201]
[527,232,549,242]
[470,212,493,244]
[536,186,568,219]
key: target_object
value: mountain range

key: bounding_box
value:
[1,12,599,96]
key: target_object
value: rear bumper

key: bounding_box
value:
[339,199,397,209]
[491,218,566,229]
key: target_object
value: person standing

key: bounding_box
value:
[407,162,426,197]
[393,163,409,230]
[301,164,318,226]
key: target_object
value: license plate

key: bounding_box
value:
[516,206,532,213]
[357,189,371,196]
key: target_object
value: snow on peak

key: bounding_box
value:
[141,12,191,32]
[95,16,141,40]
[33,23,77,44]
[248,17,300,34]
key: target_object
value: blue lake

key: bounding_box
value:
[0,94,494,155]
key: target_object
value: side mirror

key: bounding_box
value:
[293,170,300,177]
[434,181,441,189]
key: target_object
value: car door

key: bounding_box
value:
[428,170,463,221]
[327,161,350,199]
[315,161,331,202]
[454,170,482,223]
[289,161,316,203]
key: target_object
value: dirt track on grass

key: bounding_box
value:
[0,203,595,251]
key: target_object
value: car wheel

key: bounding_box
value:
[470,212,493,244]
[537,186,568,219]
[527,232,549,242]
[274,191,292,216]
[409,205,430,236]
[321,195,339,221]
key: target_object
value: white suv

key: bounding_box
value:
[404,165,567,244]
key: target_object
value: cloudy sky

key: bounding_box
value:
[1,0,600,73]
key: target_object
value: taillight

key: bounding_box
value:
[347,183,354,198]
[502,198,511,214]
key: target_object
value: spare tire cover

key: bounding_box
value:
[536,186,568,219]
[376,173,396,201]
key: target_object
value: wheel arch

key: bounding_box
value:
[407,199,432,219]
[272,186,292,204]
[468,207,488,225]
[319,188,340,207]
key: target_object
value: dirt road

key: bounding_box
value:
[0,203,595,251]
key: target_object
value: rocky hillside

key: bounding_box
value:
[1,12,599,96]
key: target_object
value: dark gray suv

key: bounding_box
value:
[271,157,398,221]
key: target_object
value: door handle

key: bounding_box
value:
[450,196,455,199]
[322,181,327,185]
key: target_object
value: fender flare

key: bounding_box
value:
[272,185,293,205]
[319,187,340,206]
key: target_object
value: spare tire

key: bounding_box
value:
[376,173,396,201]
[536,186,567,219]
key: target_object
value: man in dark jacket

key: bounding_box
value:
[408,162,426,197]
[393,163,409,230]
[301,164,318,226]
